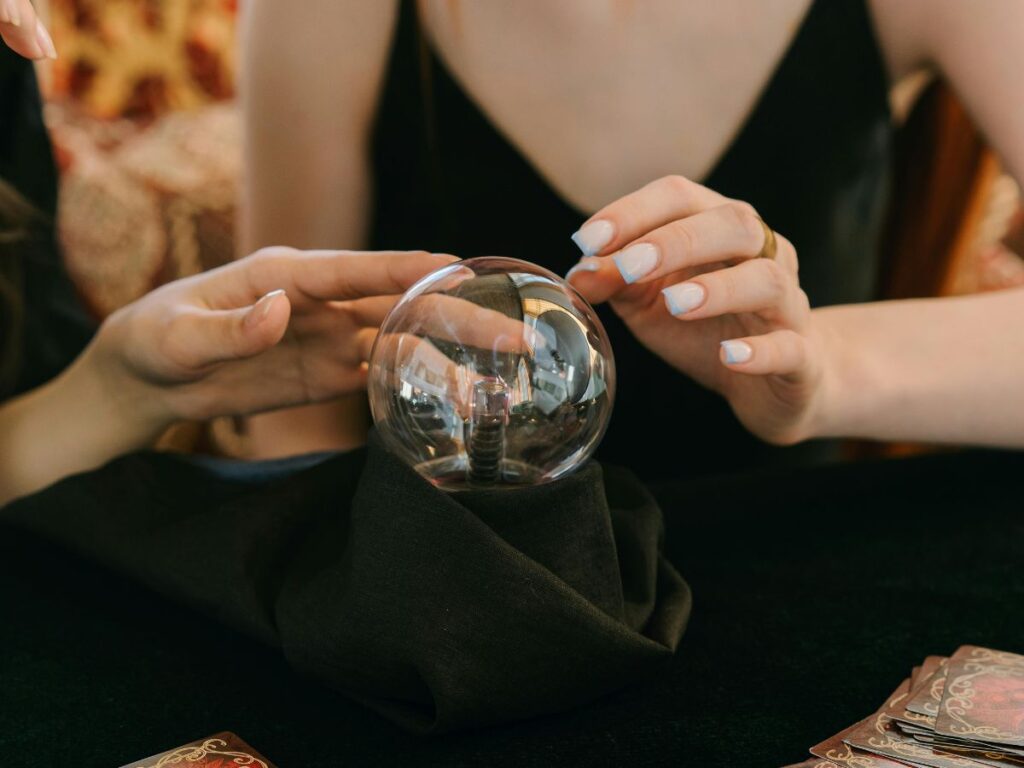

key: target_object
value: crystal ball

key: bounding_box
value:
[368,256,615,491]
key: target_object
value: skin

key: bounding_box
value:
[0,248,457,504]
[0,0,56,61]
[243,0,1024,454]
[565,175,1024,448]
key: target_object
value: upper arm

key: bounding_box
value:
[240,0,399,250]
[873,0,1024,183]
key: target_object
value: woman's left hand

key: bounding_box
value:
[566,175,832,446]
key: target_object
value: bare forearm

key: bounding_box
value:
[814,287,1024,447]
[239,0,396,254]
[0,351,165,506]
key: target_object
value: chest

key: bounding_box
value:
[418,0,815,212]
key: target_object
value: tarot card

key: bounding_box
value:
[782,760,840,768]
[845,707,1001,768]
[811,719,925,768]
[849,687,1024,768]
[119,731,277,768]
[908,665,951,717]
[913,658,949,692]
[935,647,1024,748]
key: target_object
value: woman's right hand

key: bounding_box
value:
[1,0,57,60]
[83,247,457,435]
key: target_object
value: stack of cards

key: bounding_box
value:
[786,645,1024,768]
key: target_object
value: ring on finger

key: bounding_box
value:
[756,217,778,261]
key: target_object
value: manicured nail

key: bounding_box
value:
[35,19,57,60]
[662,282,706,316]
[570,219,614,256]
[565,258,601,280]
[613,243,658,284]
[2,0,21,26]
[721,340,753,364]
[245,288,285,328]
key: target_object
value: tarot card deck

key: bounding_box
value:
[795,646,1024,768]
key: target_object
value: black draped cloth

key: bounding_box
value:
[2,449,1023,766]
[2,433,691,734]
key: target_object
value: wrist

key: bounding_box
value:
[0,339,175,504]
[70,325,175,447]
[804,306,876,441]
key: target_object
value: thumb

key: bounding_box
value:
[179,289,291,368]
[565,256,629,305]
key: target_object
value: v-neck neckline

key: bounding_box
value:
[415,0,851,211]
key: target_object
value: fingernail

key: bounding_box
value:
[245,288,285,328]
[613,243,658,284]
[662,282,706,316]
[35,20,58,60]
[3,0,21,26]
[565,257,601,280]
[570,219,614,256]
[721,340,753,364]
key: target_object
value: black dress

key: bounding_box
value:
[369,0,893,480]
[0,46,93,399]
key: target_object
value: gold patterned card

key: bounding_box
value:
[845,675,1024,768]
[934,646,1024,748]
[810,719,915,768]
[906,660,950,718]
[119,731,277,768]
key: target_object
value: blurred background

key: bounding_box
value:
[30,0,1024,332]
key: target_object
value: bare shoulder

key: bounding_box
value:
[869,0,1024,80]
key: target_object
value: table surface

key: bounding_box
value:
[2,450,1023,768]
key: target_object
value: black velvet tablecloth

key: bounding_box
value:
[2,449,1023,767]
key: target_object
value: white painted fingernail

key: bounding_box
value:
[35,19,58,60]
[570,219,614,256]
[662,282,706,316]
[613,243,659,284]
[565,258,601,280]
[721,340,753,364]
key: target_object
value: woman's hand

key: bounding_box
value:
[87,247,457,430]
[567,175,832,446]
[1,0,57,60]
[0,247,456,503]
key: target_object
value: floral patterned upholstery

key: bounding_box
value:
[45,0,238,319]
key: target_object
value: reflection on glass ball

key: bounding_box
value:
[368,256,615,491]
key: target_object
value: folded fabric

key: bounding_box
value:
[3,431,690,733]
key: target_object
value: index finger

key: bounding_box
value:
[570,175,728,258]
[201,249,459,308]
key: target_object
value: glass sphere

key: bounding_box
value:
[368,256,615,491]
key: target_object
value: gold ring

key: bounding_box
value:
[757,217,777,260]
